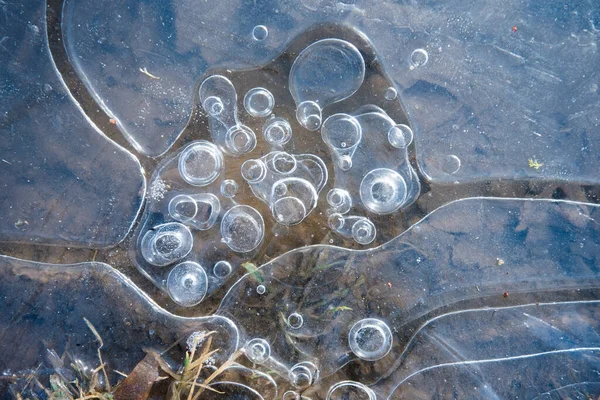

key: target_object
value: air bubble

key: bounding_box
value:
[220,205,264,253]
[226,125,257,155]
[289,362,317,389]
[199,75,257,156]
[360,168,407,214]
[329,214,376,245]
[203,96,224,116]
[178,141,223,186]
[326,381,376,400]
[321,114,362,170]
[287,312,304,329]
[252,25,269,41]
[263,117,293,146]
[167,261,208,307]
[340,156,352,170]
[270,152,297,174]
[351,219,376,245]
[388,124,414,149]
[168,193,220,230]
[384,87,397,100]
[442,154,461,174]
[167,194,197,223]
[410,48,429,68]
[348,318,393,361]
[186,331,208,350]
[328,213,345,230]
[220,179,238,198]
[213,260,232,278]
[272,196,306,225]
[241,159,267,183]
[140,222,193,267]
[245,338,270,364]
[327,188,352,214]
[256,284,266,295]
[283,391,301,400]
[296,101,322,131]
[290,39,365,130]
[244,152,327,226]
[244,87,274,117]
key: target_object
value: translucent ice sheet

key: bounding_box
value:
[0,255,239,395]
[132,28,422,306]
[389,350,600,399]
[218,197,600,393]
[63,0,600,184]
[0,0,145,247]
[386,301,600,398]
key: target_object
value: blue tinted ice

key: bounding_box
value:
[3,0,597,398]
[0,0,145,248]
[218,198,600,394]
[0,255,239,393]
[387,301,600,398]
[63,0,600,183]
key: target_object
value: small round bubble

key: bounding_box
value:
[213,260,232,278]
[252,25,269,41]
[328,213,345,231]
[410,48,429,68]
[220,179,238,198]
[273,181,288,197]
[327,188,352,214]
[241,159,267,183]
[326,381,376,400]
[272,196,306,226]
[283,392,301,400]
[270,152,297,174]
[388,124,414,149]
[263,117,293,145]
[202,96,224,116]
[245,338,271,364]
[220,205,265,253]
[178,141,224,186]
[351,219,376,245]
[244,87,274,117]
[256,284,266,295]
[167,261,208,307]
[384,87,397,100]
[321,114,361,150]
[140,222,193,267]
[287,312,304,329]
[226,125,256,155]
[296,101,322,131]
[289,365,312,389]
[340,155,353,171]
[442,154,461,174]
[289,362,318,389]
[360,168,407,214]
[348,318,393,361]
[168,194,198,223]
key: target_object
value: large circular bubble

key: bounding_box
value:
[220,205,265,253]
[359,168,407,214]
[348,318,393,361]
[167,261,208,307]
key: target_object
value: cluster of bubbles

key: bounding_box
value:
[237,315,389,399]
[134,37,419,398]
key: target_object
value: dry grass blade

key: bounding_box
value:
[83,317,111,392]
[191,350,242,400]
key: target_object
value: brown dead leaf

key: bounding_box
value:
[113,353,159,400]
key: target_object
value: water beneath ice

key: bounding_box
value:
[1,0,600,398]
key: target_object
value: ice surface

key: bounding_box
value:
[0,0,145,248]
[63,0,600,185]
